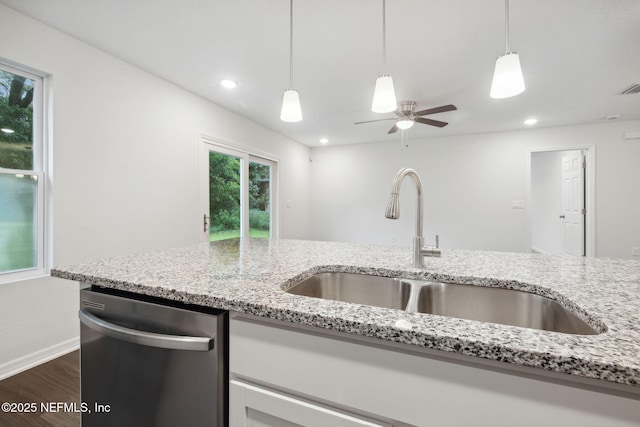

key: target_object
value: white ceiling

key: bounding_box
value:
[2,0,639,146]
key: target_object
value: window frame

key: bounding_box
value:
[0,59,51,284]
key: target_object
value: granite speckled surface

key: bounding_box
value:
[52,238,640,386]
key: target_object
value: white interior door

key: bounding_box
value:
[562,151,585,256]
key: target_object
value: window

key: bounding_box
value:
[0,60,48,283]
[200,137,277,242]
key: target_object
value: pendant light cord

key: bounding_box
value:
[289,0,294,88]
[504,0,510,52]
[382,0,387,73]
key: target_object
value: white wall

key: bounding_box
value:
[309,120,640,258]
[0,5,311,376]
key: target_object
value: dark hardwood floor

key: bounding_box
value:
[0,351,80,427]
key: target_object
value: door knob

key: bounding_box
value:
[559,215,566,219]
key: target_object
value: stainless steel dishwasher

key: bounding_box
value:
[79,287,227,427]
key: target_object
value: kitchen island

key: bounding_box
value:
[53,238,640,425]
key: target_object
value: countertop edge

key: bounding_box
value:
[54,267,640,387]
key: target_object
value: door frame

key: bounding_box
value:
[526,145,595,257]
[199,134,279,241]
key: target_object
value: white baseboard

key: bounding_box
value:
[0,337,80,381]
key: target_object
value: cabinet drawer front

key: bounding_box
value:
[230,380,390,427]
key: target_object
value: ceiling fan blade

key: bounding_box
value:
[387,125,399,134]
[354,118,396,125]
[414,104,457,116]
[415,117,448,128]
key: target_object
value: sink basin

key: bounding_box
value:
[285,272,600,335]
[416,282,598,335]
[286,272,411,310]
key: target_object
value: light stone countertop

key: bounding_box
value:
[52,238,640,387]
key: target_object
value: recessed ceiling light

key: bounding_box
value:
[1,128,15,133]
[523,118,538,126]
[320,138,329,144]
[220,79,238,89]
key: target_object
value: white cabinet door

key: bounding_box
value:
[230,380,391,427]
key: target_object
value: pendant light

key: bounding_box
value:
[280,0,302,122]
[490,0,525,99]
[371,0,397,113]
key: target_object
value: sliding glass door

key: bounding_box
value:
[200,140,276,242]
[248,159,272,239]
[207,149,242,241]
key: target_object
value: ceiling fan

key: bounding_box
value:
[355,101,457,134]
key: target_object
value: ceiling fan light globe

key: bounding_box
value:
[280,89,302,122]
[396,118,415,130]
[490,52,525,99]
[372,75,397,113]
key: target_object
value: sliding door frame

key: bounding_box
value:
[199,134,279,241]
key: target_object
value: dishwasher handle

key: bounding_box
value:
[79,309,214,351]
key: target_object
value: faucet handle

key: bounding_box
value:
[421,234,442,258]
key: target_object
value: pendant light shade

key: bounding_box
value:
[490,0,525,99]
[372,75,397,113]
[490,52,525,99]
[280,89,302,122]
[371,0,397,113]
[281,0,302,122]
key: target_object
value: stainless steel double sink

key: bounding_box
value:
[285,272,600,335]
